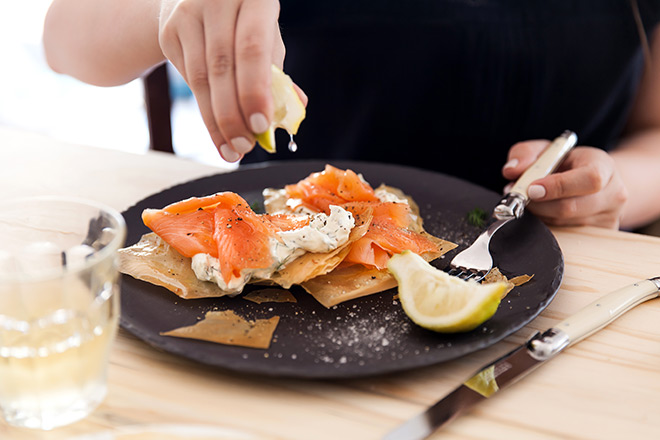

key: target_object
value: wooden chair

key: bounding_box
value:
[143,63,174,153]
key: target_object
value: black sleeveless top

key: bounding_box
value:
[242,0,660,191]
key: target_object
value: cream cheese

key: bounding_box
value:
[277,205,354,254]
[190,253,250,295]
[191,205,355,295]
[375,187,409,204]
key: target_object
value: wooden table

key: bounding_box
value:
[2,126,659,440]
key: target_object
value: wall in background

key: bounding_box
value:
[0,1,232,169]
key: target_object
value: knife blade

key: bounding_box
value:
[384,277,660,440]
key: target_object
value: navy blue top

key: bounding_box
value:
[242,1,660,191]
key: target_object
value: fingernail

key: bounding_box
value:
[230,137,253,155]
[219,144,241,162]
[503,183,513,194]
[528,184,546,200]
[503,158,519,170]
[249,113,269,134]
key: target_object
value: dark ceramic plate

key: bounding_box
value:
[119,160,563,379]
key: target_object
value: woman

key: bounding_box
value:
[43,0,660,230]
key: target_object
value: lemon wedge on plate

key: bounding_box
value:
[255,65,306,153]
[387,251,507,333]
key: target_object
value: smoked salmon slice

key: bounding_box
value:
[285,164,379,213]
[121,165,457,305]
[142,202,217,258]
[341,202,442,269]
[279,166,445,270]
[212,197,277,284]
[263,213,310,231]
[143,192,310,285]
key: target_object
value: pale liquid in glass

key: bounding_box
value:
[0,278,118,430]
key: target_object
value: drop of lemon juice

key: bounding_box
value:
[288,133,298,153]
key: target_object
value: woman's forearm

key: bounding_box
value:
[611,129,660,230]
[43,0,165,86]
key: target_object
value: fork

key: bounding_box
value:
[446,130,578,281]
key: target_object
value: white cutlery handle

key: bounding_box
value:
[510,130,578,202]
[557,278,660,346]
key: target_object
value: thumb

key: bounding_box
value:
[502,139,550,180]
[293,82,308,106]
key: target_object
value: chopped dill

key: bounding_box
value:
[467,207,488,228]
[249,200,264,213]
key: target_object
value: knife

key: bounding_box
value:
[383,277,660,440]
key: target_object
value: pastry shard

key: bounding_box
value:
[160,310,280,349]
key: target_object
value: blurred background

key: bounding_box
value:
[0,1,235,169]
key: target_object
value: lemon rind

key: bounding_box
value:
[388,251,506,333]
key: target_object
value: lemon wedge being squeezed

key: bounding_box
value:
[387,251,507,333]
[255,65,306,153]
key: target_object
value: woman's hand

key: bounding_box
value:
[158,0,286,162]
[502,140,628,229]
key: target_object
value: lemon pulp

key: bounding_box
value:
[255,65,306,153]
[464,366,499,397]
[387,251,506,333]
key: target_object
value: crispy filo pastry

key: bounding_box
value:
[301,233,455,308]
[118,206,374,299]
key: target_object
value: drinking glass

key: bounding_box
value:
[0,196,126,430]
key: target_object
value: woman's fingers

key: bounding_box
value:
[235,0,280,134]
[157,0,283,162]
[525,147,617,202]
[272,20,286,68]
[159,0,235,161]
[203,0,253,159]
[502,141,628,229]
[527,189,619,226]
[501,140,549,180]
[526,148,627,228]
[293,81,308,106]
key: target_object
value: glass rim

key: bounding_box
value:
[0,195,127,284]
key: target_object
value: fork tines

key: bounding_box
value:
[445,266,486,282]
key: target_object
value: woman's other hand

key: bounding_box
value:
[502,140,628,229]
